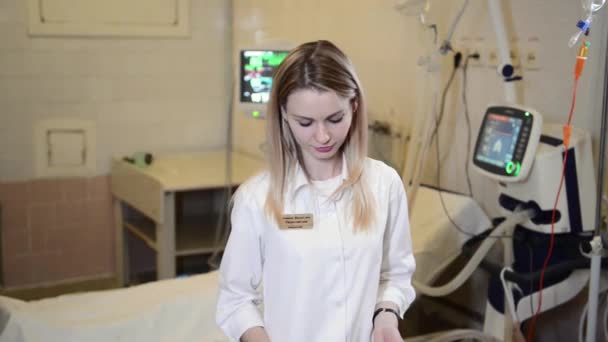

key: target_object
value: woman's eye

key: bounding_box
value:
[298,121,312,127]
[328,116,344,124]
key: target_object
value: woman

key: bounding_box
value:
[216,40,416,342]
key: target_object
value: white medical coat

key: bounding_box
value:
[216,157,416,342]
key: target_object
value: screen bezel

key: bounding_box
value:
[473,106,534,178]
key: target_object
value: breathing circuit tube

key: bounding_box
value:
[413,207,536,297]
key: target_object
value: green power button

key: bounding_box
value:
[506,161,521,176]
[506,161,516,174]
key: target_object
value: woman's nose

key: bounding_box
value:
[315,124,330,144]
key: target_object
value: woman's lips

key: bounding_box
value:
[315,145,334,153]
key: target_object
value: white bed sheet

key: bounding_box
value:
[410,186,492,285]
[0,271,227,342]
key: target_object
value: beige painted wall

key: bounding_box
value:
[422,0,608,218]
[0,0,231,287]
[231,0,608,219]
[231,0,426,164]
[0,0,231,182]
[1,0,606,294]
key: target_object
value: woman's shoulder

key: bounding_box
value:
[363,158,406,200]
[364,157,401,181]
[233,170,270,206]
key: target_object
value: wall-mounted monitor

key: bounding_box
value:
[238,49,290,118]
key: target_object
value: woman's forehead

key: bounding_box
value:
[284,89,349,119]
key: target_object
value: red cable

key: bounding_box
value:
[526,77,579,342]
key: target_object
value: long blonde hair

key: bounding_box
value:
[265,40,374,232]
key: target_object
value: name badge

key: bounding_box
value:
[280,213,314,229]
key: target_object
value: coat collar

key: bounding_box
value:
[289,153,348,200]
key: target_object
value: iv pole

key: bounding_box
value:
[487,2,519,340]
[586,14,608,340]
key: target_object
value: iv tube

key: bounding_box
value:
[569,0,606,47]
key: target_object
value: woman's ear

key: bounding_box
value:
[351,98,359,114]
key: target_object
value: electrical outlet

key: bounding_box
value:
[510,48,521,68]
[486,47,499,68]
[468,44,484,67]
[522,45,541,70]
[458,36,486,68]
[459,46,470,61]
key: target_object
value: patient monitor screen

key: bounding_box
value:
[473,106,537,180]
[240,50,289,104]
[475,113,522,168]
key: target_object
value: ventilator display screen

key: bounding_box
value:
[475,113,522,169]
[240,50,290,104]
[472,106,538,181]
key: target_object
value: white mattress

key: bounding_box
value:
[0,271,227,342]
[410,186,491,285]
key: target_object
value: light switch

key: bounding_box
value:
[48,129,86,167]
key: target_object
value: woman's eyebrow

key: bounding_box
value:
[291,110,344,120]
[326,111,345,119]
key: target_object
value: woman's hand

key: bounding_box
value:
[372,311,402,342]
[512,321,526,342]
[240,326,270,342]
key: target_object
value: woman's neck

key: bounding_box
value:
[303,155,342,181]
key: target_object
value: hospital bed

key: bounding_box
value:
[0,271,227,342]
[410,185,491,285]
[0,185,490,342]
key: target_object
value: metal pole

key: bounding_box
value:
[488,0,517,104]
[586,237,602,342]
[594,19,608,239]
[585,14,608,342]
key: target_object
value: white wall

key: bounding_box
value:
[231,0,608,219]
[424,0,608,217]
[231,0,426,161]
[2,1,603,210]
[0,0,231,182]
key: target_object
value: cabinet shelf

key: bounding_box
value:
[124,213,226,257]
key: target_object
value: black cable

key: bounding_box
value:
[207,2,235,270]
[435,53,477,238]
[435,52,512,239]
[528,243,535,316]
[462,55,474,197]
[436,117,481,238]
[430,54,460,141]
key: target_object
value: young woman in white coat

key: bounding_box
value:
[216,40,416,342]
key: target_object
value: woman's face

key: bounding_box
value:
[283,89,354,165]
